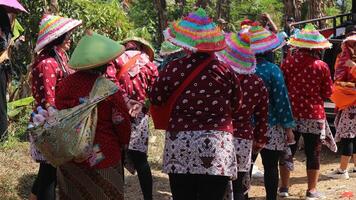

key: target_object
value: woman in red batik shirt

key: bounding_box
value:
[56,32,131,200]
[281,25,337,199]
[30,15,81,200]
[216,30,269,200]
[150,9,242,200]
[326,35,356,179]
[108,38,158,200]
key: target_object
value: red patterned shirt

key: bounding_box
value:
[281,50,333,120]
[233,74,268,144]
[55,71,131,169]
[31,46,74,108]
[114,50,158,102]
[150,53,242,133]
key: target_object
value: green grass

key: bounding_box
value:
[1,108,31,149]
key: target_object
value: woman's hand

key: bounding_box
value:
[126,99,143,118]
[253,141,265,154]
[285,128,295,145]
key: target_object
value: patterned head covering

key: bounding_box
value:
[240,19,253,27]
[121,37,155,61]
[34,15,82,52]
[164,8,226,52]
[288,24,332,49]
[343,35,356,45]
[68,31,125,70]
[249,23,285,54]
[216,29,256,74]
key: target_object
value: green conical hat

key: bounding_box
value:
[69,31,125,70]
[159,41,182,56]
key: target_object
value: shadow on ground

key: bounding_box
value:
[17,173,36,199]
[125,170,171,200]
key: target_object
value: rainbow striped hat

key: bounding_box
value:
[35,15,82,52]
[216,29,256,74]
[288,24,332,49]
[249,23,285,54]
[164,8,226,52]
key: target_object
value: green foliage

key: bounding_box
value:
[230,0,284,29]
[127,0,158,43]
[7,97,34,119]
[59,0,132,42]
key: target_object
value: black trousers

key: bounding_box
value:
[232,172,250,200]
[260,149,282,200]
[169,174,229,200]
[31,163,57,200]
[340,137,356,156]
[290,132,322,170]
[0,67,8,141]
[127,150,153,200]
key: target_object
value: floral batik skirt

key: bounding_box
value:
[128,114,149,153]
[234,138,253,172]
[295,118,337,152]
[335,106,356,142]
[163,130,237,179]
[264,125,294,171]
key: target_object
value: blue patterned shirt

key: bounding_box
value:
[255,58,295,128]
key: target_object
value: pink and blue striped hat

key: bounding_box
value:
[216,29,256,74]
[164,8,226,52]
[249,22,286,54]
[34,15,82,52]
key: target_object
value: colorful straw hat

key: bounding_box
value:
[216,30,256,74]
[0,0,27,13]
[34,15,82,52]
[249,23,285,54]
[164,8,226,52]
[121,37,155,61]
[287,24,332,49]
[159,41,182,57]
[68,31,125,70]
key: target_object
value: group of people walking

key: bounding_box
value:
[1,1,355,200]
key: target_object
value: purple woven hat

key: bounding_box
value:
[0,0,27,13]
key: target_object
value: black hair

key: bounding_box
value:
[345,24,356,36]
[43,33,68,56]
[45,33,67,50]
[0,7,11,36]
[287,17,295,22]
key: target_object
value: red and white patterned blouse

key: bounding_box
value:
[233,74,269,144]
[150,53,243,133]
[31,46,74,108]
[281,50,333,120]
[106,50,158,103]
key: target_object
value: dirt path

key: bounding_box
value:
[1,142,356,200]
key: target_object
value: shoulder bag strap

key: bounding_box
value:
[117,54,141,78]
[168,55,214,104]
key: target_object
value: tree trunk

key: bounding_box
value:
[216,0,230,25]
[307,0,325,28]
[154,0,167,44]
[48,0,59,14]
[283,0,302,21]
[195,0,210,9]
